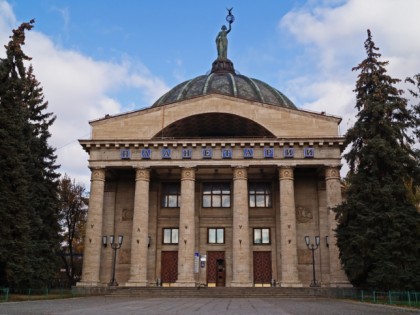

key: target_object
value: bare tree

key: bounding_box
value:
[58,174,88,286]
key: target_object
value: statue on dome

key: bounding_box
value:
[216,8,235,60]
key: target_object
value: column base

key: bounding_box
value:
[230,281,253,287]
[280,281,303,288]
[173,280,196,287]
[125,280,148,287]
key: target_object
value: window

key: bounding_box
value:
[208,228,225,244]
[253,228,270,244]
[162,183,181,208]
[202,183,231,208]
[249,183,272,208]
[163,228,179,244]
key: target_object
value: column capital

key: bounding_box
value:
[325,165,341,180]
[181,167,196,180]
[233,166,247,180]
[279,166,294,180]
[90,168,105,181]
[135,168,150,181]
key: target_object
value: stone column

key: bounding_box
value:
[77,168,106,286]
[325,166,350,287]
[126,168,150,287]
[279,167,302,287]
[176,168,196,287]
[231,167,252,287]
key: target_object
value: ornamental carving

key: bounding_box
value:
[296,206,313,223]
[325,166,340,180]
[279,167,294,180]
[233,167,247,180]
[181,168,196,180]
[136,168,150,181]
[122,208,133,221]
[91,168,105,181]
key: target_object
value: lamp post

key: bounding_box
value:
[105,234,123,287]
[304,235,320,287]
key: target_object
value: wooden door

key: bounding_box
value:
[161,251,178,284]
[253,251,272,285]
[207,251,225,287]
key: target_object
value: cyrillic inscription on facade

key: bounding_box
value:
[243,148,254,159]
[120,149,131,159]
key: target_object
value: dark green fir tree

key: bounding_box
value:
[334,30,420,290]
[0,20,61,288]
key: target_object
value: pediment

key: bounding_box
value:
[89,94,341,140]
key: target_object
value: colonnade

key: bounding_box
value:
[78,165,346,287]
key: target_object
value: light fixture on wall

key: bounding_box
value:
[102,235,108,248]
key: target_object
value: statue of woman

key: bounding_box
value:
[216,23,231,60]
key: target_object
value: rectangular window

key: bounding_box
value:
[254,228,270,244]
[208,228,225,244]
[249,183,272,208]
[162,183,181,208]
[202,183,231,208]
[163,228,179,244]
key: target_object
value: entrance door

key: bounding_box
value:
[253,251,272,286]
[161,251,178,285]
[207,251,225,287]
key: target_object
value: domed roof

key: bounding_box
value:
[152,59,296,109]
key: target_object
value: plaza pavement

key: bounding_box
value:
[0,296,419,315]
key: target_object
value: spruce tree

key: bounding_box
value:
[24,65,61,288]
[334,30,420,290]
[0,20,61,288]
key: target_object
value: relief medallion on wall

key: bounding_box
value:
[121,208,134,221]
[295,205,313,223]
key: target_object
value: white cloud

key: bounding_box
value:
[280,0,420,176]
[281,0,420,123]
[0,2,169,188]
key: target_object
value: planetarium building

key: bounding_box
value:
[77,18,349,288]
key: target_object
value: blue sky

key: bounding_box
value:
[1,0,420,188]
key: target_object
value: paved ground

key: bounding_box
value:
[0,296,419,315]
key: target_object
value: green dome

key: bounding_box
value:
[152,59,296,109]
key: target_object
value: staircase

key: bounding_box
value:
[107,287,346,298]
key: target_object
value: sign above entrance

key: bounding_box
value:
[120,146,316,160]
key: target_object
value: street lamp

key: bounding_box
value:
[304,235,320,287]
[106,234,123,287]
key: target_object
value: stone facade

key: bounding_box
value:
[77,75,350,288]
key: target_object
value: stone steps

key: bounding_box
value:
[107,287,337,298]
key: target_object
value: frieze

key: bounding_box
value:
[118,146,318,161]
